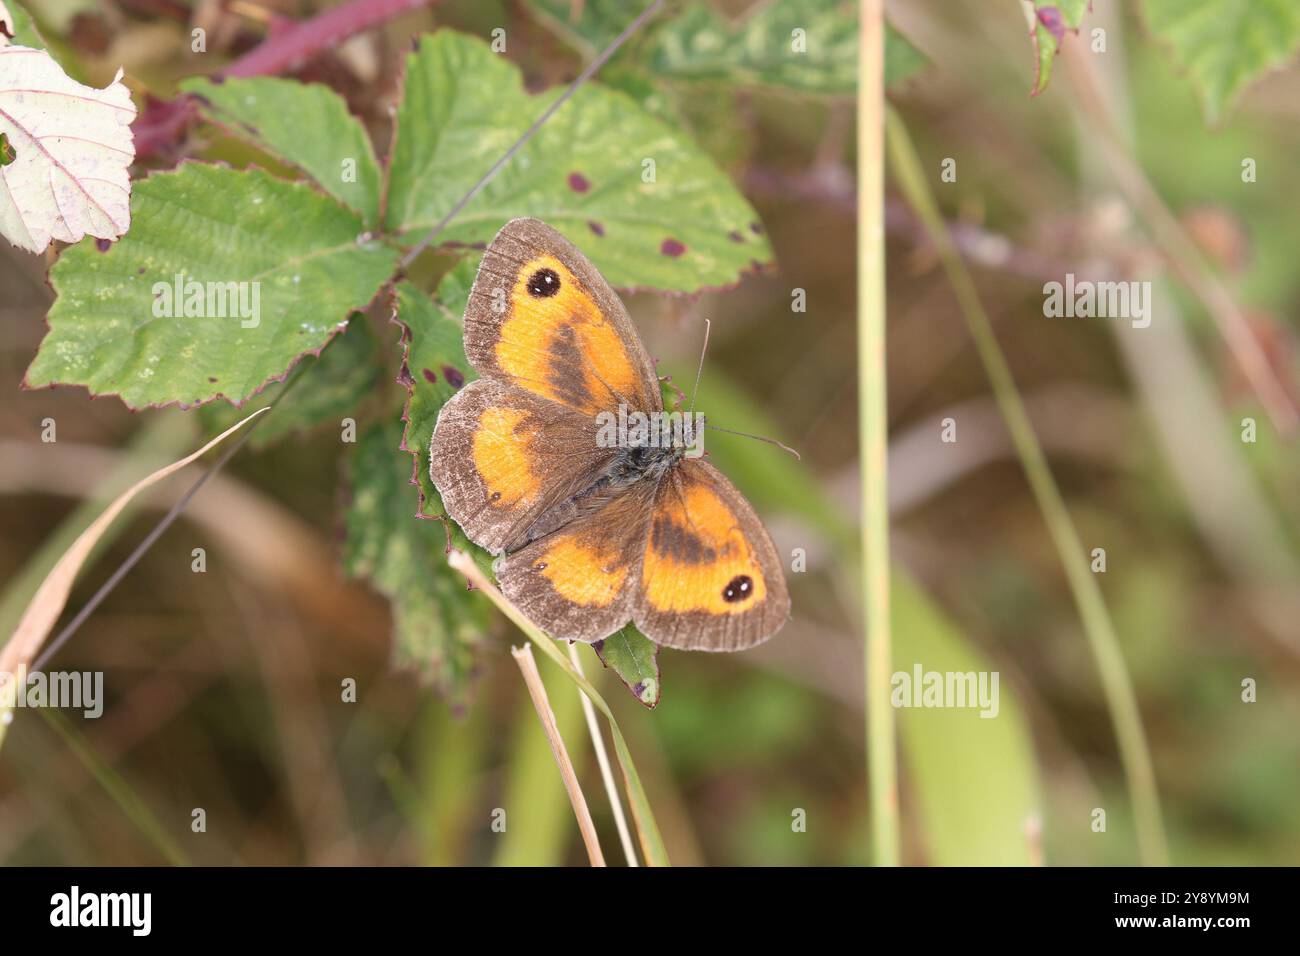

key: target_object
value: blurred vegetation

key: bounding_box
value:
[1,0,1298,866]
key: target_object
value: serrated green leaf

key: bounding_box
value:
[594,625,661,708]
[343,420,488,700]
[389,277,493,576]
[391,275,476,517]
[1028,0,1090,95]
[385,30,772,292]
[526,0,649,59]
[199,317,381,447]
[530,0,925,94]
[1143,0,1300,123]
[429,253,479,320]
[644,0,927,94]
[26,164,398,409]
[181,76,384,226]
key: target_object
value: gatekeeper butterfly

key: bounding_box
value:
[431,219,789,651]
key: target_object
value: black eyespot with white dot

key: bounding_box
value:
[526,267,561,298]
[722,574,754,603]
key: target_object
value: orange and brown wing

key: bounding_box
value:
[633,460,789,651]
[430,378,613,556]
[496,480,658,644]
[462,218,662,417]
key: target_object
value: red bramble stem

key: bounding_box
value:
[132,0,437,158]
[222,0,437,79]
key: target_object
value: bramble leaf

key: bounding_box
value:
[385,30,772,292]
[182,76,384,226]
[526,0,650,58]
[343,420,488,701]
[390,278,479,522]
[1143,0,1300,123]
[645,0,927,94]
[25,163,397,409]
[199,316,381,447]
[594,626,661,708]
[529,0,926,92]
[1026,0,1090,96]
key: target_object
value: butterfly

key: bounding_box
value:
[430,218,789,651]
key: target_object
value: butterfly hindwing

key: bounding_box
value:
[462,218,662,417]
[495,480,658,643]
[633,459,789,651]
[430,378,613,555]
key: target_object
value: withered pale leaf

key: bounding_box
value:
[0,33,136,253]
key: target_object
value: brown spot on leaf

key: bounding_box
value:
[422,368,438,384]
[660,238,686,257]
[728,230,744,243]
[749,221,764,236]
[588,220,605,236]
[95,238,112,252]
[568,171,590,193]
[442,365,465,389]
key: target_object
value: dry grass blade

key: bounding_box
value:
[0,408,268,744]
[567,640,639,866]
[511,643,606,867]
[447,548,671,866]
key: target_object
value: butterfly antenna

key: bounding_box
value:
[688,317,711,417]
[700,423,801,461]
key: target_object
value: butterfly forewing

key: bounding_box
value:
[461,218,662,417]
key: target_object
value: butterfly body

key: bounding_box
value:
[430,218,789,652]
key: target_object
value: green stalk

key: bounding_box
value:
[447,550,670,866]
[858,0,898,867]
[885,106,1168,866]
[40,709,189,866]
